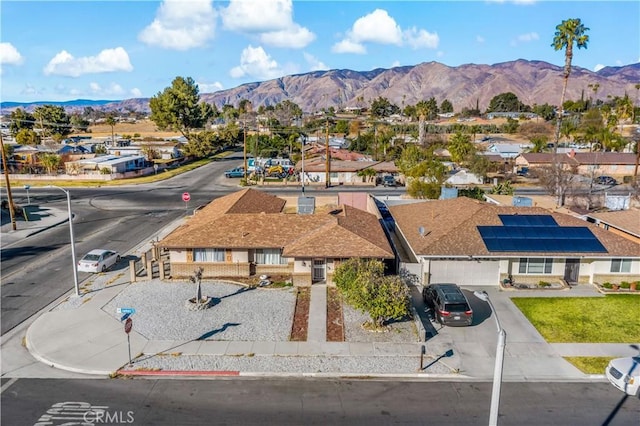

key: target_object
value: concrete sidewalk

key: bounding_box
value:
[1,204,70,246]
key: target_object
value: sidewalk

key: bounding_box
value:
[1,204,69,246]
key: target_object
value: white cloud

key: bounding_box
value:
[197,81,224,93]
[260,25,316,48]
[334,9,438,54]
[43,47,133,77]
[89,82,126,96]
[332,39,366,54]
[476,35,485,43]
[0,42,24,65]
[139,0,216,50]
[517,32,539,42]
[350,9,402,45]
[220,0,314,48]
[230,45,283,80]
[303,52,327,71]
[130,88,143,98]
[391,60,401,68]
[404,27,439,49]
[21,84,42,96]
[594,64,605,72]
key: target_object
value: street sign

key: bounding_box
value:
[182,192,191,202]
[124,317,133,334]
[117,307,136,315]
[120,313,131,322]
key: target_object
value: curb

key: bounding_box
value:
[117,369,240,377]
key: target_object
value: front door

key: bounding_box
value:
[564,259,580,284]
[312,259,326,283]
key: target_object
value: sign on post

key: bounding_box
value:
[182,192,191,210]
[117,307,136,315]
[124,317,133,334]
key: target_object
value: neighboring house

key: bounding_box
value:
[158,189,394,285]
[296,158,398,185]
[388,197,639,287]
[586,210,640,245]
[486,112,538,120]
[515,152,637,177]
[445,169,483,185]
[107,142,181,160]
[65,155,147,175]
[487,143,523,159]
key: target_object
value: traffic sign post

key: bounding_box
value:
[124,317,133,366]
[182,192,190,210]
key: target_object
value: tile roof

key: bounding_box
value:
[587,210,640,238]
[297,159,397,173]
[389,197,639,257]
[159,189,393,258]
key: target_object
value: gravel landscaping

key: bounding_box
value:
[343,303,420,343]
[102,281,296,341]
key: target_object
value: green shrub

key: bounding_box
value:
[538,281,551,287]
[620,281,630,289]
[601,282,612,289]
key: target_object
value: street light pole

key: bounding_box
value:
[47,185,80,296]
[474,290,506,426]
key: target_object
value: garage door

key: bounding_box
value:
[429,260,499,286]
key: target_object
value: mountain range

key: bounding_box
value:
[2,59,639,114]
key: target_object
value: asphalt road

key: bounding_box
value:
[1,378,638,426]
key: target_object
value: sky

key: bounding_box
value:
[1,0,638,103]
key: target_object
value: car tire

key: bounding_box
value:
[116,255,121,263]
[101,265,107,272]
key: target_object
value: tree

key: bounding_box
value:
[9,108,35,136]
[535,165,578,206]
[551,18,590,151]
[440,99,454,114]
[532,103,557,121]
[370,97,399,118]
[105,114,116,146]
[333,258,410,328]
[149,76,213,142]
[32,105,71,139]
[15,128,40,145]
[40,153,62,174]
[486,92,529,112]
[448,132,475,165]
[70,113,90,133]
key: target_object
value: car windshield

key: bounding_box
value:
[83,254,101,261]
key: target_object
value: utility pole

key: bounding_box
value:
[325,115,330,188]
[0,133,17,231]
[243,118,247,180]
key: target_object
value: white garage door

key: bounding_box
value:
[429,260,499,286]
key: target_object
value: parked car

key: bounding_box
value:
[422,283,473,326]
[606,356,640,396]
[77,249,120,273]
[224,167,245,178]
[594,175,617,186]
[382,175,397,187]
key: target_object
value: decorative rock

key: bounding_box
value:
[185,297,212,311]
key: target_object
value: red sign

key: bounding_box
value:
[182,192,191,202]
[124,317,133,334]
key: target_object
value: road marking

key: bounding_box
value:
[0,378,18,394]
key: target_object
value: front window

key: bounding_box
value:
[610,259,631,273]
[193,248,225,262]
[255,249,287,265]
[519,258,553,274]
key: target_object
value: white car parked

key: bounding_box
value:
[606,356,640,396]
[77,249,120,273]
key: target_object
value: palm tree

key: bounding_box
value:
[551,18,590,153]
[105,114,116,146]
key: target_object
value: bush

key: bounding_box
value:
[538,281,551,287]
[601,282,612,289]
[620,281,630,289]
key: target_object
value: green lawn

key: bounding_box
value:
[564,357,613,374]
[511,295,640,343]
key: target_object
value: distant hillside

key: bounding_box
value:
[3,60,639,114]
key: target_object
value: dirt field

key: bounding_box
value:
[81,120,180,138]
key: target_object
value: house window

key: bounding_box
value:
[193,248,225,262]
[519,258,553,274]
[610,259,631,273]
[255,249,287,265]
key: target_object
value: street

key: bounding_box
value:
[1,377,638,425]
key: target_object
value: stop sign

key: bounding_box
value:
[182,192,191,202]
[124,317,133,334]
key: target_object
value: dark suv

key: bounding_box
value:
[422,283,473,326]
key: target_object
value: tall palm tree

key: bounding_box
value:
[551,18,590,153]
[105,114,116,147]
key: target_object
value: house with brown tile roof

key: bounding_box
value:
[586,209,640,245]
[389,197,639,287]
[159,188,393,285]
[295,158,398,186]
[515,152,637,177]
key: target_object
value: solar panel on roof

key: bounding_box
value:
[499,215,558,227]
[477,225,607,253]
